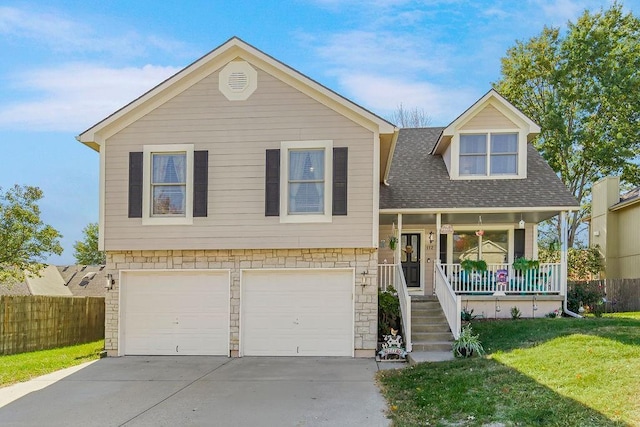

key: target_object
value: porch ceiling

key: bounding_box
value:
[379,210,561,225]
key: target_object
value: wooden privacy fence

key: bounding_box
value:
[0,296,105,355]
[569,278,640,312]
[603,278,640,312]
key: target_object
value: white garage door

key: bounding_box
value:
[241,269,353,356]
[121,270,230,356]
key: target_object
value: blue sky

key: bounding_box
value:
[0,0,635,264]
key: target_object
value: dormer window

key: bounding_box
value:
[460,132,518,177]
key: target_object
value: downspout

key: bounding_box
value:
[560,210,582,318]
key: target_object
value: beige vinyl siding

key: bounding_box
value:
[103,68,375,250]
[615,206,640,278]
[460,104,516,130]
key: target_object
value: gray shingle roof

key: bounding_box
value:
[57,265,106,297]
[380,128,579,209]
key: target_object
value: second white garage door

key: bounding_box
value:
[120,270,230,356]
[241,269,353,356]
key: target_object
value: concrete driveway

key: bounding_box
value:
[0,357,391,427]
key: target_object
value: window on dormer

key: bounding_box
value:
[460,132,518,176]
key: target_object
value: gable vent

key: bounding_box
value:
[219,61,257,101]
[228,72,249,91]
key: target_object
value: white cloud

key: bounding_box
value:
[338,73,475,125]
[532,0,598,26]
[0,64,181,132]
[0,6,190,58]
[316,30,449,77]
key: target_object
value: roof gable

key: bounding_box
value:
[433,89,540,155]
[77,37,396,150]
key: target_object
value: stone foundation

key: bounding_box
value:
[104,248,378,357]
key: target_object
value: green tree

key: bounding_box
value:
[538,246,604,280]
[494,2,640,247]
[73,223,105,265]
[0,185,63,283]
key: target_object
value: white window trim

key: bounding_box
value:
[280,140,333,224]
[142,144,194,225]
[446,225,515,265]
[451,129,527,180]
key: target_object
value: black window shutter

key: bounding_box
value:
[193,150,208,217]
[514,229,525,260]
[265,149,280,216]
[332,147,348,215]
[128,152,143,218]
[439,234,448,264]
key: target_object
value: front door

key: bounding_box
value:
[401,233,421,288]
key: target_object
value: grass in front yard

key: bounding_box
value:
[0,340,104,388]
[378,313,640,426]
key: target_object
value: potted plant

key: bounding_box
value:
[460,259,487,285]
[512,257,540,289]
[512,257,539,272]
[460,259,487,273]
[388,235,398,251]
[452,324,485,358]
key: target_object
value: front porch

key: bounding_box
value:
[379,262,562,295]
[377,210,572,354]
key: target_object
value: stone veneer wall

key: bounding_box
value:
[104,248,378,357]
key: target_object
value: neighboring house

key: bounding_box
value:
[57,265,107,297]
[77,37,578,358]
[588,176,640,279]
[0,265,72,296]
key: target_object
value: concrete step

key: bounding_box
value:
[412,341,454,352]
[411,301,441,308]
[411,311,447,322]
[407,351,455,364]
[411,295,438,302]
[412,323,451,333]
[412,331,454,342]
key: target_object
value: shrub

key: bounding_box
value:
[567,281,606,314]
[511,306,521,320]
[461,306,478,322]
[378,287,401,339]
[452,324,485,358]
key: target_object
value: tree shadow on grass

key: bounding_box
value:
[378,357,632,426]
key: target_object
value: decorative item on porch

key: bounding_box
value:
[512,257,540,291]
[518,213,525,229]
[460,259,487,285]
[475,215,484,236]
[378,327,407,360]
[388,235,398,251]
[388,222,398,252]
[452,324,485,358]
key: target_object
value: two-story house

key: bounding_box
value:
[78,37,578,358]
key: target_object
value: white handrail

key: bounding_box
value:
[435,263,461,339]
[444,263,561,294]
[394,264,412,353]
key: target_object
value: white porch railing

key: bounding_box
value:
[435,263,461,339]
[377,264,396,293]
[443,263,562,295]
[394,264,412,353]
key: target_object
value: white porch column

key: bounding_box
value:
[396,213,403,265]
[435,213,442,295]
[532,223,539,259]
[560,211,568,296]
[436,213,441,265]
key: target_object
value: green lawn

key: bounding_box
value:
[378,313,640,426]
[0,340,104,388]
